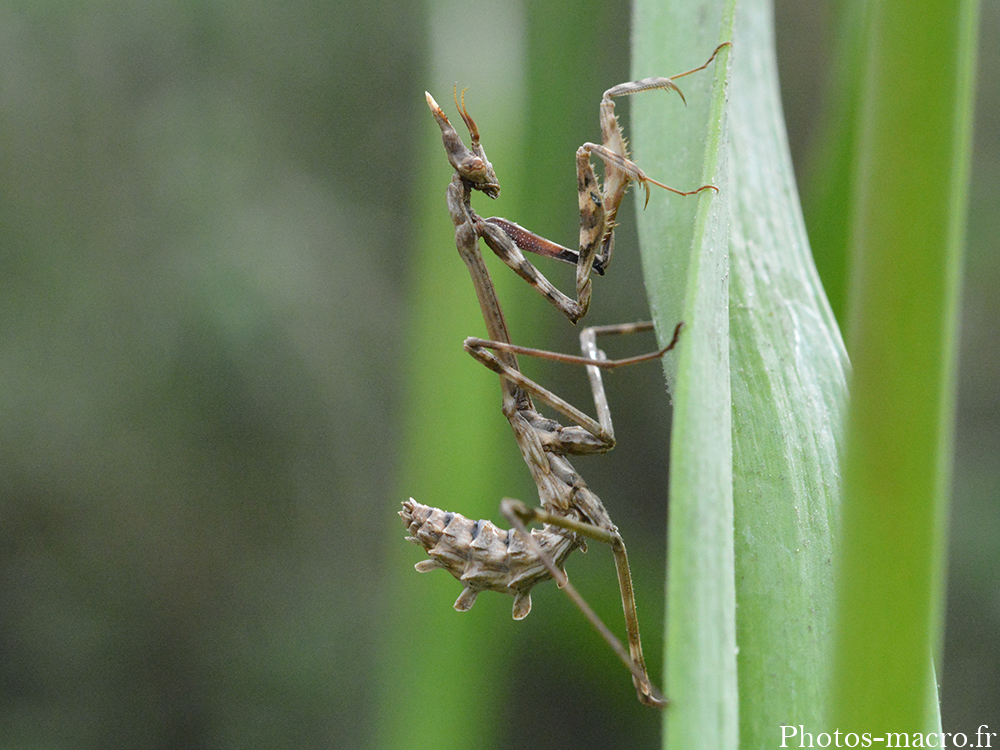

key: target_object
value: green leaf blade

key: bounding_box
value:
[831,0,978,732]
[635,1,851,748]
[632,2,738,748]
[727,4,850,743]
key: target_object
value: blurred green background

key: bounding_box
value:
[0,1,995,748]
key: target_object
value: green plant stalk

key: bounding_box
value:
[376,117,512,749]
[377,10,531,747]
[632,1,738,748]
[831,0,977,733]
[800,0,869,327]
[634,0,851,747]
[726,2,849,744]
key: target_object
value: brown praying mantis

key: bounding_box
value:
[400,44,728,708]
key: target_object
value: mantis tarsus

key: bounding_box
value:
[401,44,728,708]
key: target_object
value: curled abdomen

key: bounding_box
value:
[400,499,580,620]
